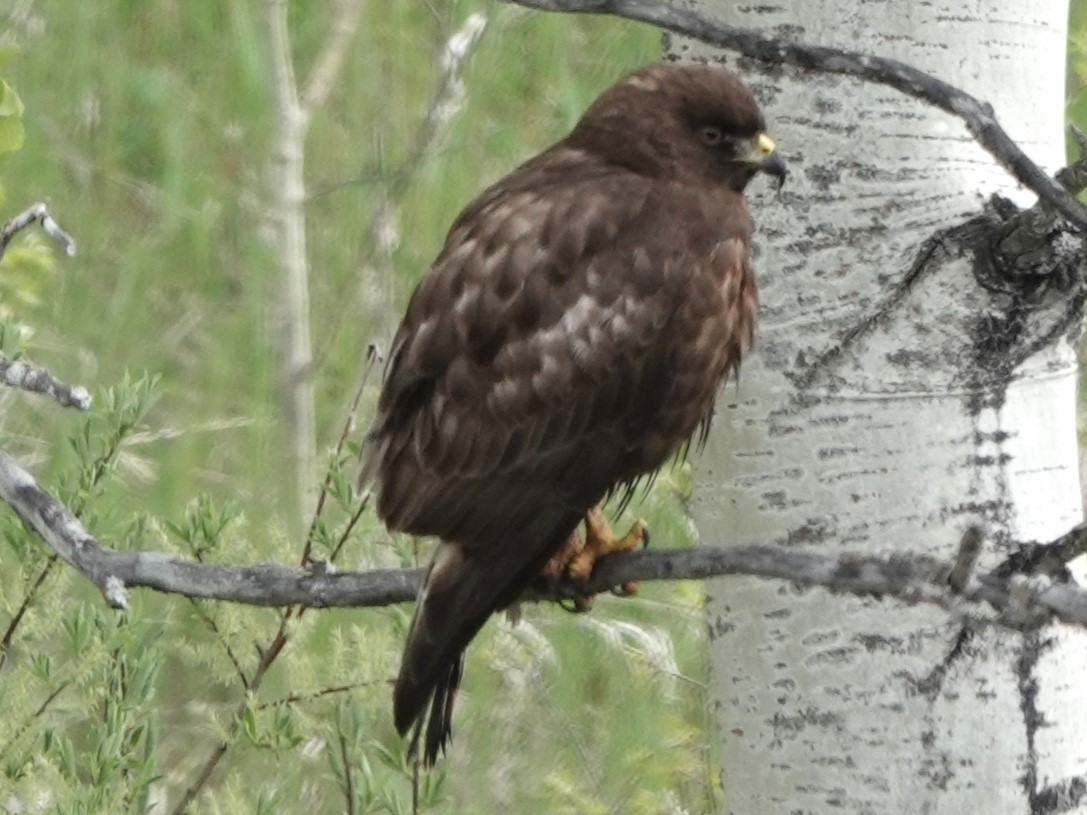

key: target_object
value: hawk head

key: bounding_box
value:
[567,62,786,192]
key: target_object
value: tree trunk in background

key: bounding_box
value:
[266,0,318,534]
[671,1,1087,811]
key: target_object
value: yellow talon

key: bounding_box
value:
[543,507,647,611]
[564,507,647,588]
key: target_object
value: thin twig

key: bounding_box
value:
[300,0,364,115]
[0,557,58,669]
[327,492,370,564]
[0,679,73,760]
[300,342,382,566]
[173,740,230,814]
[344,13,488,373]
[171,624,290,815]
[187,597,251,690]
[394,13,488,200]
[340,728,357,815]
[255,681,381,711]
[0,202,76,265]
[174,344,386,810]
[310,14,489,203]
[0,353,91,410]
[504,0,1087,232]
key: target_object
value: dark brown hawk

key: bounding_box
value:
[359,62,784,763]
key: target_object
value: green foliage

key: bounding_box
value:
[0,379,164,812]
[0,78,25,156]
[1,234,59,312]
[63,373,159,506]
[0,55,57,327]
[0,41,25,159]
[0,321,26,358]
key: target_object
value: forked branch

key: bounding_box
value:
[0,201,75,265]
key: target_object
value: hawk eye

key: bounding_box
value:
[699,125,725,146]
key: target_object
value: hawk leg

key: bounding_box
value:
[543,506,647,611]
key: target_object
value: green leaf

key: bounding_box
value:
[0,79,24,155]
[242,705,258,741]
[28,653,52,682]
[0,79,24,117]
[0,116,25,155]
[0,323,24,357]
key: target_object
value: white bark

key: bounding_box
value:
[264,0,361,532]
[673,1,1087,812]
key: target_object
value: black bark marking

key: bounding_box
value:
[787,221,964,391]
[1016,633,1049,813]
[768,706,843,747]
[1032,776,1087,815]
[911,626,974,701]
[788,193,1086,402]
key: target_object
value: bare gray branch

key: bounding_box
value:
[0,353,91,409]
[1,444,1086,631]
[0,201,76,264]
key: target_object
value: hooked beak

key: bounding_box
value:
[741,132,787,189]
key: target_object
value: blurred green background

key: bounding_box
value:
[1,0,1085,812]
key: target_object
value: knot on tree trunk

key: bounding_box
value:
[980,126,1087,306]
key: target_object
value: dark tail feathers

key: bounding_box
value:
[392,544,494,765]
[393,509,583,763]
[398,655,463,766]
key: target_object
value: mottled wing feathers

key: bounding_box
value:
[367,148,751,551]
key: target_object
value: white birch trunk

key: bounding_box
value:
[671,1,1087,811]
